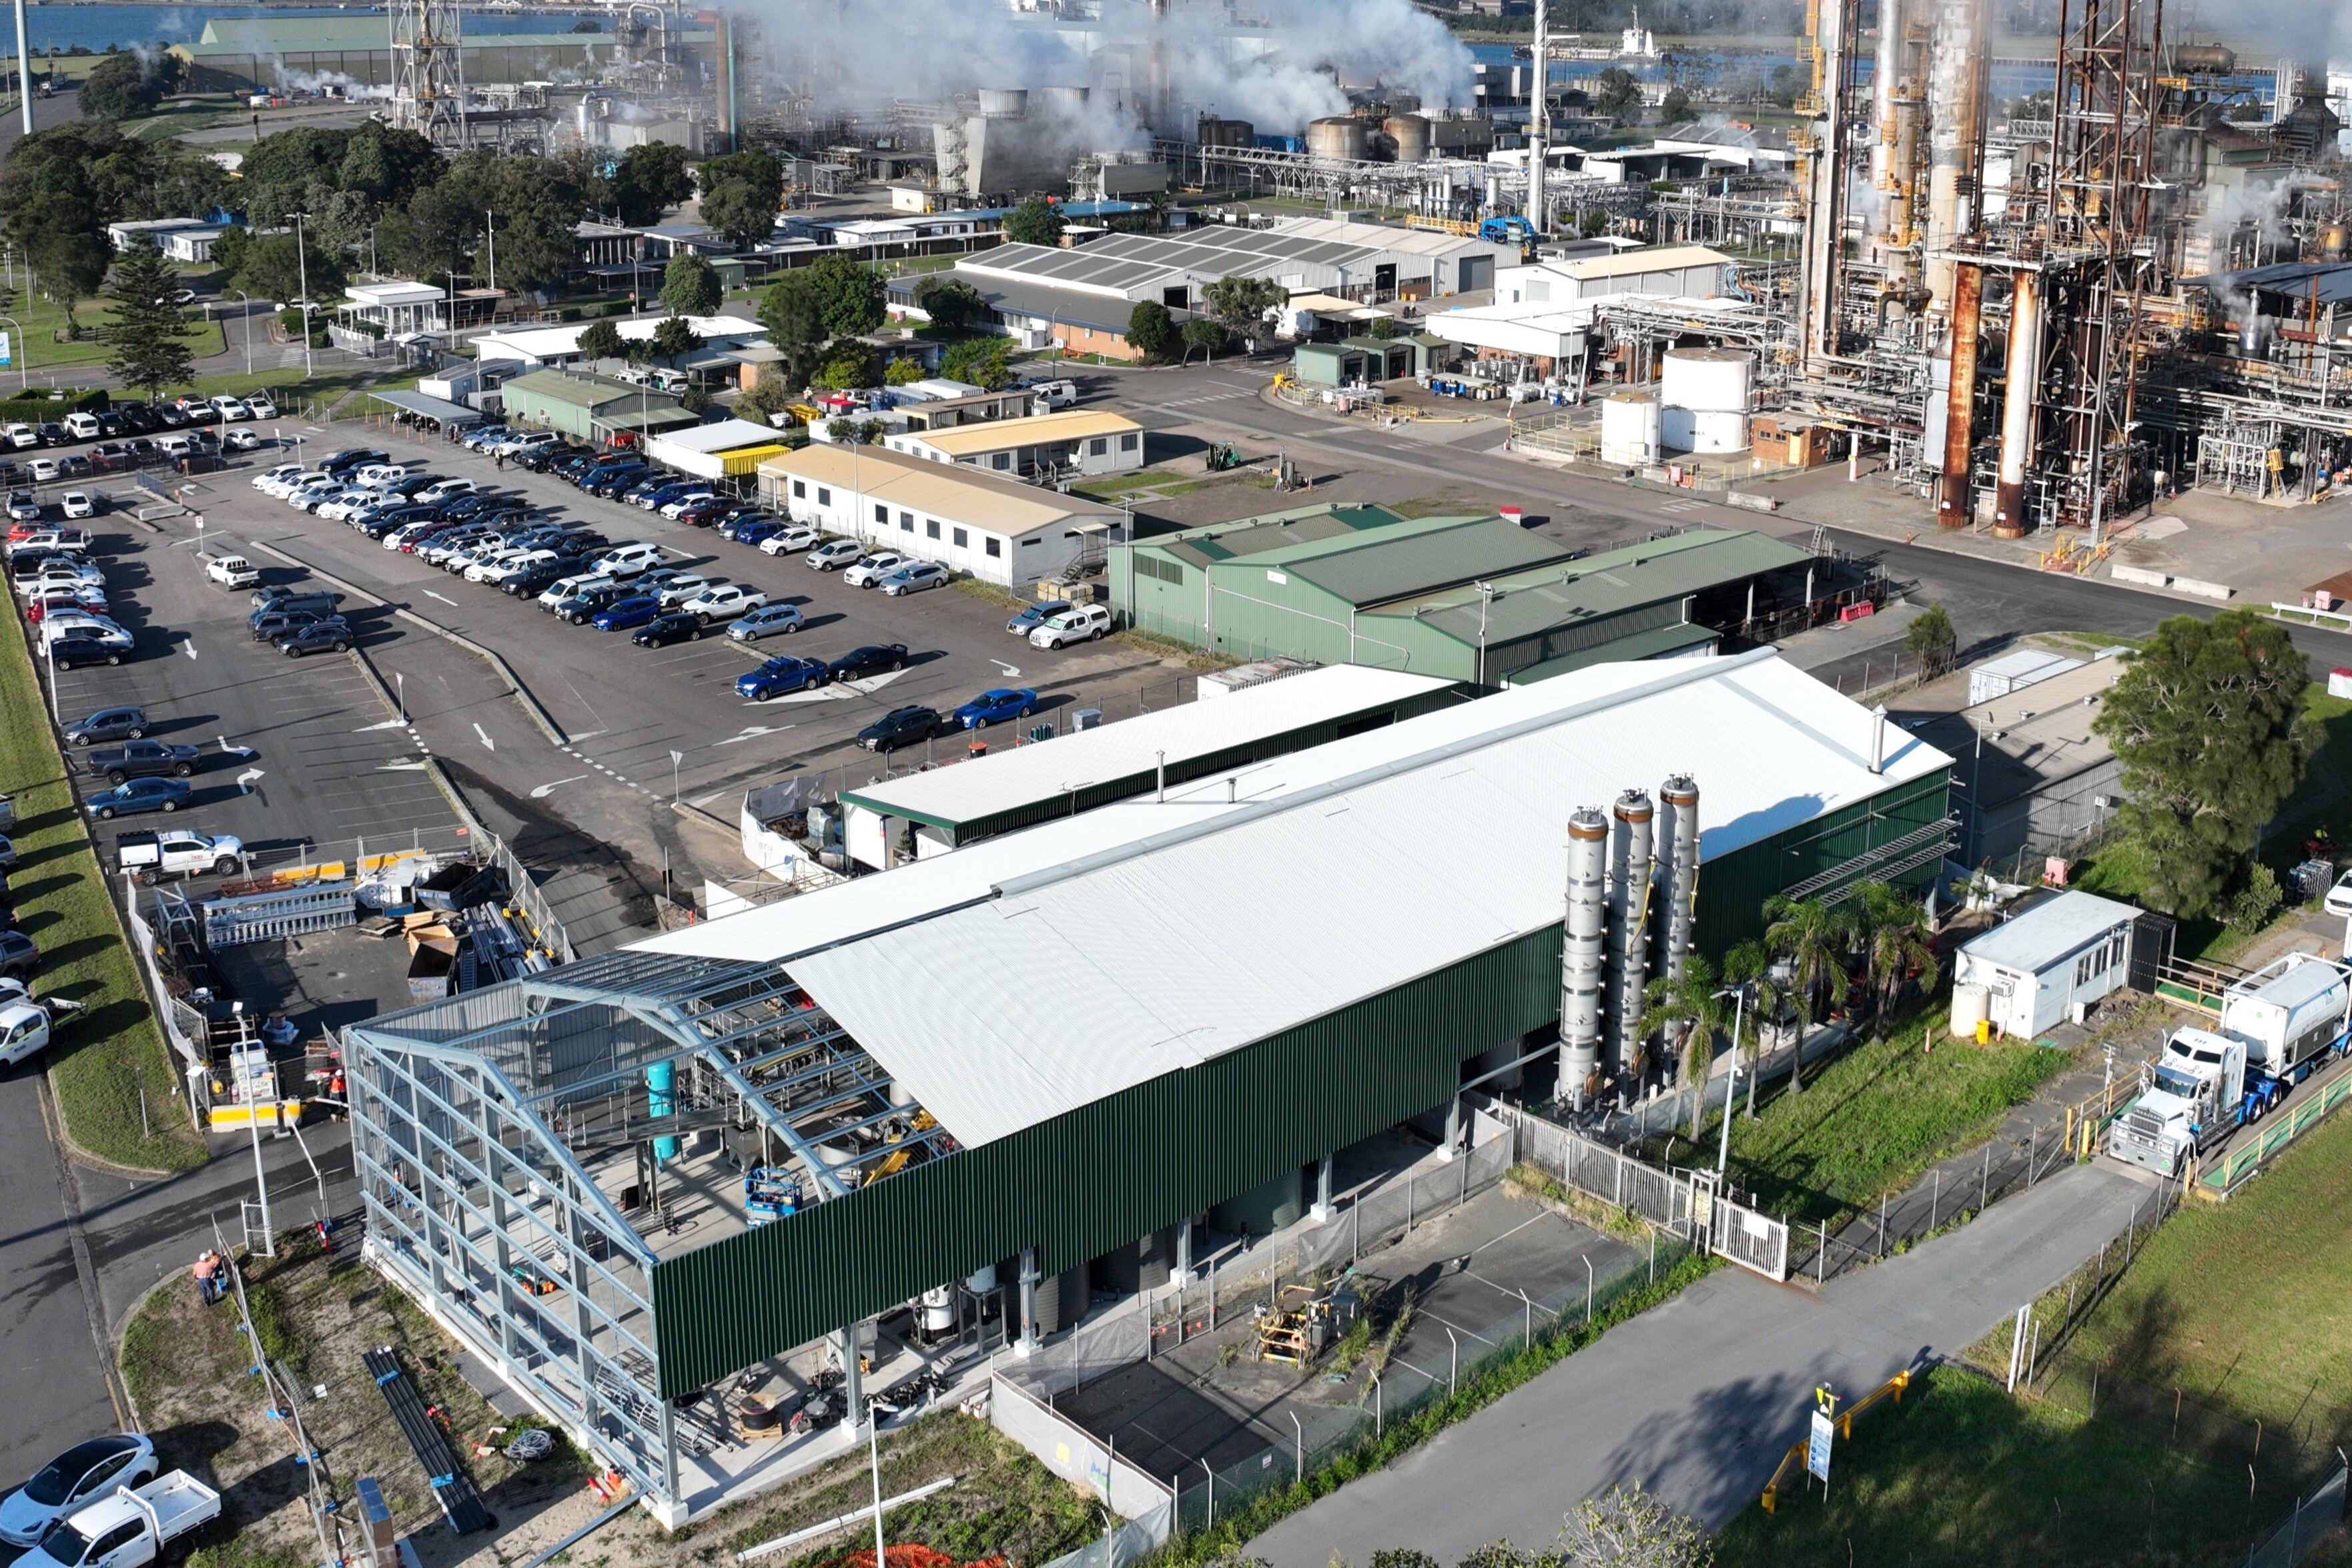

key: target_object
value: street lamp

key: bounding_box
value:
[230,289,254,377]
[1714,980,1749,1181]
[290,210,314,377]
[1473,580,1497,687]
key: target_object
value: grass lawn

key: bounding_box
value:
[0,615,206,1170]
[1069,470,1203,502]
[1657,1014,2071,1226]
[0,289,225,372]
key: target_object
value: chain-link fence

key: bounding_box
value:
[2247,1467,2347,1568]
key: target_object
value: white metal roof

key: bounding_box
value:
[645,418,778,454]
[1957,891,2140,976]
[633,651,1951,1147]
[841,665,1455,829]
[472,312,767,363]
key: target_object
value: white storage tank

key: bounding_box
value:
[1600,393,1663,466]
[979,88,1030,118]
[1663,406,1751,454]
[1660,348,1753,413]
[1950,981,1991,1038]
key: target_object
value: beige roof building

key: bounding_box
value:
[883,408,1146,480]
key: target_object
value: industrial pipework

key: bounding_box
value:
[1558,805,1609,1109]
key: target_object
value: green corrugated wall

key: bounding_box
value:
[649,767,1951,1395]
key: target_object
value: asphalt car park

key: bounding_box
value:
[35,520,462,875]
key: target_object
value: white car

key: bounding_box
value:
[416,478,477,504]
[41,612,127,646]
[252,462,305,492]
[539,573,614,609]
[26,458,57,483]
[6,491,37,522]
[2327,870,2352,918]
[1028,604,1114,649]
[806,538,864,572]
[842,551,910,589]
[264,469,329,498]
[652,573,712,609]
[761,523,824,555]
[486,550,560,585]
[658,490,717,519]
[681,582,767,623]
[354,464,407,488]
[4,423,37,449]
[210,395,253,421]
[224,428,264,452]
[244,392,279,419]
[288,481,342,510]
[316,490,378,522]
[59,491,93,520]
[465,548,540,584]
[0,1435,159,1547]
[493,430,558,458]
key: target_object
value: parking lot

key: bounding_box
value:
[168,417,1199,942]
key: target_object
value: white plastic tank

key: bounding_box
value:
[921,1284,955,1334]
[1659,348,1753,413]
[1599,393,1663,465]
[1950,981,1992,1038]
[1309,116,1369,161]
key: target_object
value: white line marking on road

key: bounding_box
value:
[218,737,258,759]
[183,641,198,659]
[530,775,590,798]
[235,767,266,791]
[991,660,1022,678]
[425,590,458,605]
[377,760,430,772]
[355,717,409,732]
[473,723,495,751]
[714,725,793,747]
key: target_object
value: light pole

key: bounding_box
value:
[483,208,497,294]
[231,289,254,377]
[865,1395,886,1567]
[1715,982,1747,1182]
[12,0,29,137]
[0,312,25,391]
[1473,579,1496,687]
[291,211,314,376]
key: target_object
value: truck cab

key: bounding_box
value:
[115,831,243,885]
[2108,1027,2271,1177]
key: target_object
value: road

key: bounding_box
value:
[1250,1160,2163,1566]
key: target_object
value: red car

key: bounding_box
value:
[677,500,735,528]
[25,590,104,623]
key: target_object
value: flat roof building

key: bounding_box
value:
[882,409,1144,480]
[502,368,689,442]
[342,650,1952,1521]
[1496,245,1734,307]
[641,419,790,482]
[838,663,1461,867]
[472,313,770,372]
[758,446,1126,586]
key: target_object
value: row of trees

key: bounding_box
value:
[0,120,230,321]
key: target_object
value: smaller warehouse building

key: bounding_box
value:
[883,409,1144,479]
[472,313,771,372]
[1497,246,1733,307]
[642,419,790,482]
[838,664,1461,867]
[500,369,695,442]
[1953,891,2153,1040]
[1290,336,1443,387]
[758,446,1126,586]
[1114,509,1809,683]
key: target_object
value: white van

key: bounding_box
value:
[155,433,193,457]
[61,412,100,441]
[538,572,615,609]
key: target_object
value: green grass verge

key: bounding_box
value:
[1145,1250,1715,1568]
[1657,1010,2070,1227]
[1710,1362,2352,1568]
[0,288,226,371]
[0,619,206,1170]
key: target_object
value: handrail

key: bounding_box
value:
[1760,1369,1912,1513]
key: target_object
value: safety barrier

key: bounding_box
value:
[202,881,357,946]
[2196,1069,2352,1200]
[1759,1368,1912,1513]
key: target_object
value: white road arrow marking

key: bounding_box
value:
[992,660,1022,678]
[425,590,458,606]
[473,723,496,751]
[377,759,430,772]
[530,775,589,798]
[843,669,907,695]
[758,687,855,705]
[713,725,793,747]
[218,737,258,759]
[183,641,198,659]
[355,717,408,732]
[235,767,266,791]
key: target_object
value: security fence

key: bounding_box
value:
[990,1374,1174,1521]
[2247,1468,2347,1568]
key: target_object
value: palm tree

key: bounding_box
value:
[1720,939,1785,1119]
[1856,884,1941,1039]
[1637,956,1725,1145]
[1762,895,1849,1096]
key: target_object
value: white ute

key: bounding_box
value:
[203,554,260,589]
[115,830,244,885]
[28,1471,220,1568]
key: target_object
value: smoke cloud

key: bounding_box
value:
[747,0,1474,136]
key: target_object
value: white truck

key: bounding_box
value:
[0,981,81,1068]
[203,554,260,590]
[2107,954,2352,1176]
[115,830,244,885]
[24,1469,216,1567]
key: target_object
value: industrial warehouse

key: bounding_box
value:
[344,651,1953,1521]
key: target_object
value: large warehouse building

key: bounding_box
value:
[345,651,1952,1522]
[1114,510,1813,683]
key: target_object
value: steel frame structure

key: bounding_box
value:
[389,0,469,149]
[348,949,955,1521]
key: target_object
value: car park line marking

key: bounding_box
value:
[473,723,496,751]
[356,717,408,732]
[378,760,430,772]
[714,725,793,747]
[530,775,590,798]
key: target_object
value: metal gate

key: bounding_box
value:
[1703,1182,1790,1281]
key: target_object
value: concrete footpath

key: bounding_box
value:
[1250,1160,2159,1567]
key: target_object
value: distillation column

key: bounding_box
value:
[1527,0,1549,231]
[1797,0,1850,370]
[1993,272,2042,534]
[1938,261,1985,526]
[1558,807,1608,1109]
[1603,790,1655,1104]
[1653,776,1699,987]
[1921,0,1989,309]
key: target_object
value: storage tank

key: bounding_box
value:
[2170,43,2236,73]
[1599,393,1662,465]
[1198,113,1254,147]
[1664,407,1751,454]
[1040,85,1091,113]
[1950,982,1991,1038]
[1659,348,1753,412]
[1605,790,1655,1097]
[1559,805,1609,1108]
[1385,113,1432,162]
[1653,776,1699,983]
[978,88,1029,118]
[1309,115,1368,161]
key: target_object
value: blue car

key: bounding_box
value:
[1006,600,1074,637]
[87,777,191,819]
[735,656,830,701]
[637,481,698,511]
[952,687,1038,729]
[591,594,663,632]
[727,518,784,546]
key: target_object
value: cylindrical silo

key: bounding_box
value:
[1659,348,1752,412]
[1385,113,1431,163]
[1559,806,1609,1109]
[979,88,1030,118]
[1993,270,2041,537]
[1604,790,1655,1102]
[1308,115,1368,161]
[1040,85,1092,114]
[1685,410,1749,454]
[646,1060,677,1162]
[1599,394,1662,466]
[1653,776,1699,986]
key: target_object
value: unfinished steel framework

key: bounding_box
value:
[388,0,468,147]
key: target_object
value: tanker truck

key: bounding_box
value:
[2108,953,2352,1176]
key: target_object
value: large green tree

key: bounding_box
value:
[237,125,352,225]
[77,52,159,122]
[336,122,443,210]
[101,241,196,399]
[0,121,225,281]
[2092,610,2317,917]
[1202,274,1285,338]
[652,312,703,367]
[1761,895,1848,1096]
[695,149,783,251]
[232,231,346,308]
[757,270,827,387]
[21,193,109,322]
[660,252,721,316]
[576,318,625,365]
[1181,316,1227,362]
[1126,300,1174,360]
[913,276,988,333]
[375,149,593,294]
[607,141,693,226]
[1003,197,1065,246]
[939,336,1012,390]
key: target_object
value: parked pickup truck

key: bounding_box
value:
[0,980,81,1067]
[81,740,200,784]
[27,1471,220,1568]
[203,553,260,589]
[115,830,243,884]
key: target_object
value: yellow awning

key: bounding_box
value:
[722,444,790,476]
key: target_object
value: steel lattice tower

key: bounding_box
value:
[391,0,469,148]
